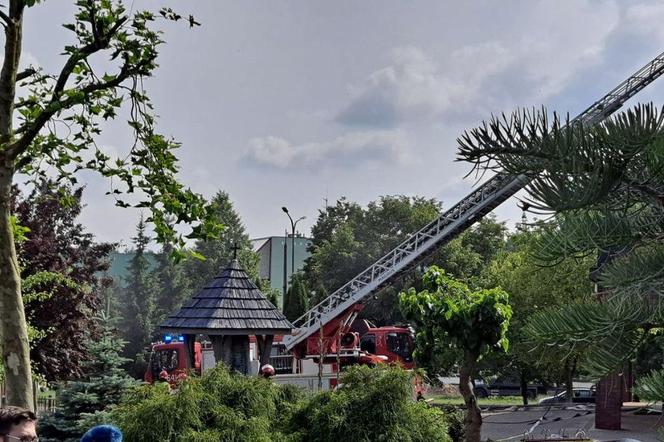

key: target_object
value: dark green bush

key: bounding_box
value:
[437,405,465,442]
[110,364,450,442]
[111,365,300,441]
[282,365,450,442]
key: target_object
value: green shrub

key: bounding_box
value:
[111,365,299,441]
[282,365,450,442]
[437,405,465,442]
[110,364,450,442]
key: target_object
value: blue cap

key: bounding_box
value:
[80,425,123,442]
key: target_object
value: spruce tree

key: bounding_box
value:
[39,314,138,442]
[184,191,261,289]
[120,215,159,377]
[283,273,308,321]
[154,242,190,324]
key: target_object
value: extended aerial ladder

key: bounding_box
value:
[283,50,664,355]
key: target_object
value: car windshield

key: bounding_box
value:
[386,332,413,360]
[151,349,179,378]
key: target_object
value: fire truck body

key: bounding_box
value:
[144,324,414,387]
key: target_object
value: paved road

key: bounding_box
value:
[480,405,662,442]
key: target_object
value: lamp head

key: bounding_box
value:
[281,206,288,213]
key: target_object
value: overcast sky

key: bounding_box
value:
[19,1,664,248]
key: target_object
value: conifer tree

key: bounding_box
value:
[154,242,190,324]
[120,215,159,377]
[153,192,281,324]
[457,103,664,399]
[184,191,260,289]
[39,314,137,442]
[284,273,308,321]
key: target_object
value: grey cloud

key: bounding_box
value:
[243,130,412,170]
[335,1,622,128]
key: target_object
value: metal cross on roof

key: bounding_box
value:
[231,243,240,259]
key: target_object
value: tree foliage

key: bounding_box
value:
[478,227,593,400]
[14,181,113,381]
[153,242,190,326]
[304,196,440,296]
[283,272,308,322]
[183,191,259,293]
[400,267,511,442]
[38,314,138,442]
[303,196,506,326]
[110,364,450,442]
[435,215,507,283]
[119,215,159,377]
[0,0,220,408]
[457,103,664,394]
[303,195,441,325]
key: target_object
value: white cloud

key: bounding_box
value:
[244,130,412,170]
[336,1,621,127]
[620,3,664,45]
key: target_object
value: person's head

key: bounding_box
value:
[0,406,37,442]
[80,425,123,442]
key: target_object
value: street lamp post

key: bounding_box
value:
[283,229,288,305]
[282,206,305,295]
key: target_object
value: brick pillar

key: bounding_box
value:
[592,250,623,430]
[595,372,622,430]
[621,362,633,403]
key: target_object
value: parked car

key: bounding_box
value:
[473,378,547,399]
[538,388,595,405]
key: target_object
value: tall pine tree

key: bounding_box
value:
[120,215,159,377]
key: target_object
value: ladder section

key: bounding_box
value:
[283,50,664,352]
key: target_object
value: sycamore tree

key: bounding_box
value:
[304,196,507,326]
[0,1,220,409]
[400,266,511,442]
[457,103,664,399]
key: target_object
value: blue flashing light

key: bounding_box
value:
[177,335,185,342]
[164,334,173,343]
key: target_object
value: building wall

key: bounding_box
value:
[252,236,312,309]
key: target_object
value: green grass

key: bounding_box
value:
[37,389,56,400]
[426,395,534,406]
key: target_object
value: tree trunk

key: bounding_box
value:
[0,164,33,410]
[520,370,529,406]
[565,357,576,401]
[459,351,482,442]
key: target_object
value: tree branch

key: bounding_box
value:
[7,63,133,159]
[0,9,11,26]
[6,13,128,160]
[0,1,24,142]
[16,67,35,82]
[52,16,126,98]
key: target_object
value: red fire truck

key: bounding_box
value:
[144,321,414,385]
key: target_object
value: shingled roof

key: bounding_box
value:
[160,259,293,335]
